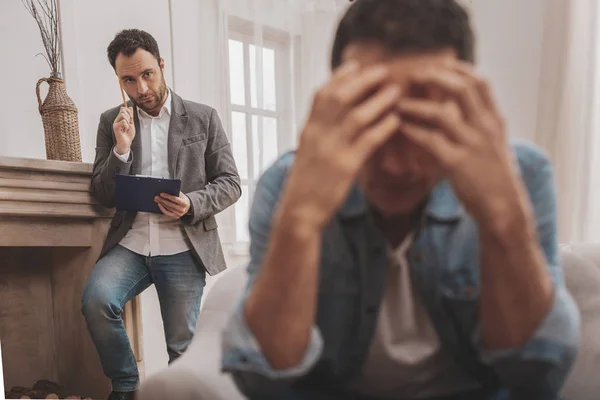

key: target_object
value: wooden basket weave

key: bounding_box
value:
[36,77,82,162]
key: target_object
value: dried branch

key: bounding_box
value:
[21,0,62,77]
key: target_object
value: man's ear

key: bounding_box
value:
[159,58,165,72]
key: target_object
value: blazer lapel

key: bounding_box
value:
[131,103,142,175]
[167,92,189,179]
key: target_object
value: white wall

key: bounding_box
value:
[0,1,52,159]
[0,0,548,380]
[469,0,545,141]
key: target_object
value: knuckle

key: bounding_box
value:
[482,113,505,132]
[456,82,470,97]
[496,114,506,130]
[314,88,328,104]
[330,90,347,107]
[477,77,490,91]
[348,110,366,126]
[317,86,335,104]
[385,113,401,128]
[439,108,458,125]
[333,153,355,175]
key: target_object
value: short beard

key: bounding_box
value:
[134,74,168,115]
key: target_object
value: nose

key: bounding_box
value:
[137,79,149,95]
[379,147,413,176]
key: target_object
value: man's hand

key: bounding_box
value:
[397,61,558,351]
[155,192,191,219]
[243,60,402,370]
[397,61,530,229]
[280,61,401,231]
[113,106,136,155]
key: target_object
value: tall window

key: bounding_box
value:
[227,20,293,243]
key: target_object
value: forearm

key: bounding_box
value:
[479,199,554,349]
[245,208,322,370]
[184,175,241,223]
[90,148,133,208]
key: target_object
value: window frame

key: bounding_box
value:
[225,17,294,244]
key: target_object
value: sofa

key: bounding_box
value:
[136,243,600,400]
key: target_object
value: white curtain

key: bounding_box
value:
[535,0,600,243]
[181,0,348,247]
[215,0,348,134]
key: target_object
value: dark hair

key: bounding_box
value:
[107,29,161,70]
[331,0,475,69]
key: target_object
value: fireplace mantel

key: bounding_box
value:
[0,156,143,399]
[0,156,111,247]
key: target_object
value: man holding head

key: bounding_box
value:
[83,29,240,400]
[222,1,579,399]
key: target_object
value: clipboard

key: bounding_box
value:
[114,173,182,214]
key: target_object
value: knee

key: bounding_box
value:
[165,328,195,361]
[81,282,122,321]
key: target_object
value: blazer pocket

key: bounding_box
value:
[182,134,207,146]
[440,266,480,301]
[203,216,218,231]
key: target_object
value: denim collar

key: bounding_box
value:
[338,180,465,222]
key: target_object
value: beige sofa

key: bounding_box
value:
[136,243,600,400]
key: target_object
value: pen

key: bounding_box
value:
[118,76,128,108]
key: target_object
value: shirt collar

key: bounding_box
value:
[337,180,464,222]
[137,88,172,119]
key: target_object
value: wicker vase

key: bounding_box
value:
[36,76,82,162]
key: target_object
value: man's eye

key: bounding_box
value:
[144,72,152,77]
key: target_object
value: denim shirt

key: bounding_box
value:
[221,139,580,399]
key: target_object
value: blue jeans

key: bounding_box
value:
[281,388,514,400]
[281,387,564,400]
[82,245,206,391]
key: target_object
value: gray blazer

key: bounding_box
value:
[90,91,241,275]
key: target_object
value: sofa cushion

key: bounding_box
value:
[560,243,600,400]
[138,245,600,400]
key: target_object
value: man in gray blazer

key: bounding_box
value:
[82,29,241,400]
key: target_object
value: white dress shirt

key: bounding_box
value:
[114,90,192,257]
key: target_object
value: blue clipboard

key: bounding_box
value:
[114,173,182,214]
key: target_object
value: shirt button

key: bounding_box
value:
[414,252,424,262]
[464,285,476,296]
[366,305,378,314]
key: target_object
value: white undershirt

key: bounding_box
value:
[348,235,480,398]
[114,90,192,257]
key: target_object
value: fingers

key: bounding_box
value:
[114,107,135,135]
[159,192,181,203]
[341,84,401,141]
[335,65,391,105]
[156,197,184,214]
[116,107,134,124]
[156,194,187,216]
[447,62,499,115]
[400,121,462,168]
[313,64,391,120]
[157,202,180,219]
[155,195,182,209]
[397,98,477,146]
[330,60,360,85]
[351,112,401,163]
[409,68,482,125]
